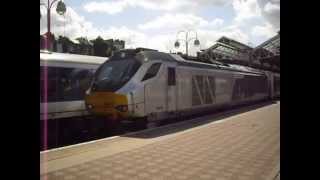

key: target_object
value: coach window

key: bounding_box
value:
[142,63,161,81]
[62,68,94,101]
[40,66,45,102]
[40,67,95,102]
[168,67,176,86]
[47,67,59,102]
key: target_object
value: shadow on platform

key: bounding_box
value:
[122,100,278,139]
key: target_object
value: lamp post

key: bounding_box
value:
[40,0,66,50]
[174,30,200,57]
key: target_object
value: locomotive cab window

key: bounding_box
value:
[93,59,142,92]
[168,67,176,86]
[142,63,161,81]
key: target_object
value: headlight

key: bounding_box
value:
[86,88,91,95]
[115,105,128,112]
[86,104,93,109]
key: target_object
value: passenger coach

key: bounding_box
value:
[40,51,107,149]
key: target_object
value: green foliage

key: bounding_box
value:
[40,34,124,56]
[57,36,74,52]
[91,36,110,57]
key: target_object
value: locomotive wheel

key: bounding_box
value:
[146,120,160,129]
[105,119,124,135]
[132,118,147,130]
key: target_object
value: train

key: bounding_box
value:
[85,48,280,128]
[40,50,107,150]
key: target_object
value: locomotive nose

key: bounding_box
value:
[85,92,129,120]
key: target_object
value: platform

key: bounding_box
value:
[41,101,280,180]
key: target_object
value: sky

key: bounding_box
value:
[40,0,280,56]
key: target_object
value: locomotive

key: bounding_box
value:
[85,48,280,127]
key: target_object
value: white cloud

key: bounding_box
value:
[201,28,250,47]
[264,2,280,13]
[209,18,224,27]
[138,13,223,30]
[40,6,95,41]
[260,0,280,29]
[83,0,191,14]
[99,26,147,48]
[251,22,277,38]
[139,13,205,30]
[134,0,192,11]
[83,0,229,14]
[40,1,276,56]
[138,26,249,55]
[40,5,147,47]
[83,1,128,14]
[147,34,177,52]
[172,27,250,55]
[233,0,262,23]
[40,5,249,56]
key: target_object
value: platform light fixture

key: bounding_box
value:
[40,0,67,50]
[174,30,200,57]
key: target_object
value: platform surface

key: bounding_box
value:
[41,101,280,180]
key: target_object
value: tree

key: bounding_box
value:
[90,36,108,57]
[76,37,89,45]
[57,36,74,53]
[76,37,92,55]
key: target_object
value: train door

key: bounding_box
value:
[144,63,167,116]
[166,66,177,112]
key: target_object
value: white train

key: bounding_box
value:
[40,51,107,149]
[85,49,280,127]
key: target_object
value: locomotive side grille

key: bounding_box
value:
[192,76,202,106]
[192,75,217,106]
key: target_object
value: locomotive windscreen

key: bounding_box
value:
[92,59,141,92]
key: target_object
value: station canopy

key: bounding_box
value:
[253,31,280,57]
[198,31,280,72]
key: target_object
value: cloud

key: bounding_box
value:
[98,26,147,48]
[170,27,250,55]
[83,0,191,14]
[251,22,277,39]
[210,18,224,27]
[146,34,177,53]
[232,0,262,23]
[231,0,279,44]
[40,6,95,42]
[138,13,224,30]
[40,0,277,56]
[83,0,229,14]
[261,0,280,29]
[201,28,250,47]
[264,2,280,13]
[83,0,128,14]
[40,5,146,46]
[145,25,250,55]
[40,5,248,55]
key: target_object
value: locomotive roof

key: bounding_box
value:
[138,50,265,75]
[109,49,265,75]
[40,51,107,65]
